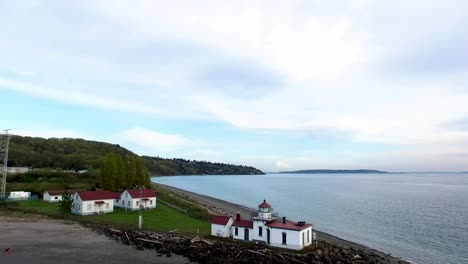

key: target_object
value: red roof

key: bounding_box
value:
[232,219,253,229]
[44,190,82,196]
[259,199,271,208]
[76,191,118,201]
[266,219,312,231]
[211,215,232,225]
[126,189,156,199]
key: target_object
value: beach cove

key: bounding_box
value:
[153,173,468,264]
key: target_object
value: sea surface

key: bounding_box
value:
[152,173,468,264]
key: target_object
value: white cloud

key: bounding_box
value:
[116,127,193,151]
[2,1,468,170]
[275,160,290,170]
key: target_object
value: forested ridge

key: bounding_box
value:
[8,135,264,175]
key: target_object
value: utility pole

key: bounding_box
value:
[0,129,12,200]
[138,186,143,229]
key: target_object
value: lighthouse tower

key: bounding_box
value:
[252,199,278,243]
[257,199,273,220]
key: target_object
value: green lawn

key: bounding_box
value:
[10,200,210,236]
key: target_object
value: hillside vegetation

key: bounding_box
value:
[8,135,264,176]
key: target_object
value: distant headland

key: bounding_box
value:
[279,169,388,174]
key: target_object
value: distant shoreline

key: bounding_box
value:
[279,169,389,174]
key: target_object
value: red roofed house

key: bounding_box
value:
[116,188,157,211]
[211,215,234,237]
[210,200,314,250]
[71,191,118,215]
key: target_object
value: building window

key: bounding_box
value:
[150,200,153,205]
[126,193,128,198]
[259,227,263,237]
[127,201,130,206]
[235,227,238,236]
[55,197,58,200]
[122,200,124,205]
[87,204,91,211]
[307,230,310,242]
[282,232,287,245]
[136,201,139,206]
[106,203,109,209]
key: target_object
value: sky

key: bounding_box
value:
[1,1,468,172]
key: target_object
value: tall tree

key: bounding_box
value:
[114,154,126,189]
[100,153,117,190]
[126,156,137,188]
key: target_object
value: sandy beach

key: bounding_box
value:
[157,183,410,264]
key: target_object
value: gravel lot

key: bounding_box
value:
[0,213,189,264]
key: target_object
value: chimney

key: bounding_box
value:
[236,213,241,221]
[264,199,266,203]
[283,217,286,224]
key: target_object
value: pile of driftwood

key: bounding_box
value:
[83,223,397,264]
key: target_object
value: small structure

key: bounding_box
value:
[71,191,118,215]
[115,188,156,210]
[43,190,80,202]
[210,200,314,250]
[8,191,31,200]
[211,215,234,237]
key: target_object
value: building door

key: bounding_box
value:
[244,229,249,241]
[267,229,270,244]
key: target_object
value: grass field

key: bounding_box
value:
[9,200,210,236]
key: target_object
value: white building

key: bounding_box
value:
[8,191,31,200]
[71,191,118,215]
[210,200,314,250]
[211,215,234,237]
[43,190,80,202]
[115,189,157,210]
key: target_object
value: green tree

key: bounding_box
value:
[126,156,137,188]
[100,153,117,190]
[59,193,73,213]
[114,154,126,189]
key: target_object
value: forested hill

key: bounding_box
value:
[8,135,264,175]
[143,156,264,176]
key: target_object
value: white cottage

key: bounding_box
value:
[115,189,156,210]
[211,215,234,237]
[71,191,118,215]
[210,200,314,250]
[43,190,81,202]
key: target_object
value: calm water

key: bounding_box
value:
[152,173,468,264]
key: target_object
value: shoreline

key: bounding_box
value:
[157,183,411,264]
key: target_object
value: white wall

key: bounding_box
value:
[232,226,253,241]
[71,194,114,215]
[252,220,268,242]
[267,227,313,250]
[115,190,156,210]
[43,192,63,202]
[211,218,233,237]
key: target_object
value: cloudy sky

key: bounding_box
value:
[1,1,468,172]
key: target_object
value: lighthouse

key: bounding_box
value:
[256,199,275,220]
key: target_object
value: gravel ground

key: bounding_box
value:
[0,213,189,264]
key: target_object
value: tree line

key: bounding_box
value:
[100,153,151,190]
[8,135,264,176]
